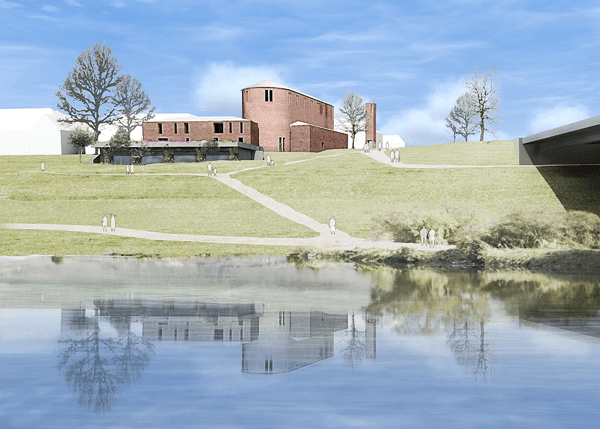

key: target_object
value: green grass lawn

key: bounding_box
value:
[390,140,519,165]
[234,152,564,239]
[0,172,317,238]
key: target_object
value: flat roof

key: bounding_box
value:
[92,141,260,151]
[524,115,600,144]
[145,115,251,123]
[242,80,332,107]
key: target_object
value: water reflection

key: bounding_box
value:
[57,300,364,413]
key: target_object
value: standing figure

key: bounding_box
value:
[386,142,390,151]
[420,226,427,246]
[329,217,337,235]
[213,167,217,176]
[390,151,395,163]
[428,228,436,248]
[395,150,400,163]
[102,215,108,232]
[110,214,117,232]
[131,164,135,175]
[267,154,271,165]
[41,161,45,172]
[126,165,130,175]
[207,163,213,176]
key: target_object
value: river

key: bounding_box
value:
[1,256,599,428]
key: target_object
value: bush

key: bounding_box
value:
[483,210,600,249]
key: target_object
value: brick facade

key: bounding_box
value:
[242,82,337,152]
[142,118,258,145]
[365,103,376,149]
[290,124,348,152]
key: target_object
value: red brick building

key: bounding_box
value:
[142,115,259,146]
[241,80,348,152]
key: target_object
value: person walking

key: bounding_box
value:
[110,214,117,232]
[395,150,400,163]
[390,151,395,163]
[131,164,135,175]
[428,227,436,248]
[207,163,213,176]
[126,165,130,175]
[420,226,427,246]
[102,215,108,232]
[329,217,337,235]
[41,161,45,172]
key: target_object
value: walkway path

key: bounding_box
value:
[0,223,453,251]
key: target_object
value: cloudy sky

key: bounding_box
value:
[1,0,599,146]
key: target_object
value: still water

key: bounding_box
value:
[1,256,600,428]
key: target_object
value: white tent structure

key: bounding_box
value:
[0,108,88,155]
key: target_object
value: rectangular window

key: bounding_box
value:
[265,89,273,102]
[304,98,306,109]
[214,329,223,341]
[320,104,323,114]
[184,123,189,133]
[174,328,178,340]
[158,137,168,141]
[186,138,189,142]
[158,123,163,134]
[174,123,178,134]
[214,122,224,133]
[240,122,243,133]
[185,329,189,340]
[229,122,232,133]
[238,137,243,143]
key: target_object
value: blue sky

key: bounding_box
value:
[1,0,599,146]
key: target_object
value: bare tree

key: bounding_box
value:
[112,74,155,141]
[463,65,502,142]
[446,93,479,142]
[67,127,95,163]
[337,92,369,149]
[56,42,122,141]
[340,314,366,368]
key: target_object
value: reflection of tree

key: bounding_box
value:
[340,314,366,368]
[446,320,495,383]
[57,311,154,415]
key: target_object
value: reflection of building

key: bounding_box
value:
[365,313,377,359]
[242,311,348,374]
[60,301,352,374]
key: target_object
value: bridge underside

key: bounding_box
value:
[514,115,600,165]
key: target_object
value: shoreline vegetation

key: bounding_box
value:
[1,141,598,273]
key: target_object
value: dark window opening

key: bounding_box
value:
[238,137,243,143]
[229,122,232,133]
[174,123,178,134]
[229,329,232,341]
[265,359,269,372]
[158,123,163,134]
[184,122,189,133]
[158,137,168,141]
[240,122,243,133]
[240,329,243,340]
[174,329,178,340]
[270,359,273,372]
[264,89,273,102]
[186,138,189,141]
[214,122,224,133]
[184,329,189,340]
[158,328,163,340]
[214,329,223,341]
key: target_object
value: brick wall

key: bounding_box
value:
[142,120,257,145]
[365,103,376,148]
[242,86,335,152]
[290,124,348,152]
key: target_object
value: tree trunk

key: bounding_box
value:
[79,148,82,163]
[351,134,355,149]
[479,117,485,142]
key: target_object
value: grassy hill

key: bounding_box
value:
[0,141,574,256]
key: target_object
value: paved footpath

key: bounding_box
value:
[363,150,531,168]
[1,153,459,252]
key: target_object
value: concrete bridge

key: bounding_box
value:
[513,115,600,165]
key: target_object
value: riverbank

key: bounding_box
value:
[287,242,600,275]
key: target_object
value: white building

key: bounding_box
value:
[0,108,86,155]
[334,118,405,149]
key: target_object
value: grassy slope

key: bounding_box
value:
[234,151,563,239]
[0,143,567,255]
[391,140,519,165]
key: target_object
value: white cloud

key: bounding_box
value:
[64,0,84,6]
[0,0,24,9]
[110,0,126,7]
[41,4,60,12]
[529,105,590,134]
[379,80,465,146]
[193,62,287,116]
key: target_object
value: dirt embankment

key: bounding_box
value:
[288,241,600,274]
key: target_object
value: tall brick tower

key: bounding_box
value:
[365,103,376,149]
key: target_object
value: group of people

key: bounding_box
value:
[207,163,218,176]
[125,164,135,175]
[102,214,117,232]
[420,226,436,248]
[389,150,400,163]
[266,155,275,166]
